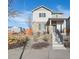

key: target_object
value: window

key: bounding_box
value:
[39,13,46,17]
[39,23,46,31]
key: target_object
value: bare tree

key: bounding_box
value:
[8,0,21,17]
[8,0,32,28]
[26,16,32,29]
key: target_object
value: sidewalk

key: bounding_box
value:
[8,46,70,59]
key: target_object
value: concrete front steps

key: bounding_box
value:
[52,41,66,49]
[52,32,66,50]
[53,44,66,49]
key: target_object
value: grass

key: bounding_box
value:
[31,33,52,49]
[32,34,52,42]
[8,33,52,49]
[8,34,29,49]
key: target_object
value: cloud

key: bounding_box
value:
[8,11,32,28]
[9,11,32,23]
[56,5,70,17]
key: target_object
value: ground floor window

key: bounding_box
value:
[39,23,46,32]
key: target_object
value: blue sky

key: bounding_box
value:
[8,0,70,28]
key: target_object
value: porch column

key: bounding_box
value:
[50,19,52,26]
[64,19,66,35]
[49,20,53,34]
[60,24,62,33]
[62,23,64,33]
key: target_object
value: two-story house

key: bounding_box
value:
[32,6,68,35]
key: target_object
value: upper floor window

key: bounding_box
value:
[39,13,46,17]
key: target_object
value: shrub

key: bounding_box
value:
[32,34,39,42]
[42,34,51,42]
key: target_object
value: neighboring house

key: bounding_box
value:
[32,6,69,34]
[8,26,25,34]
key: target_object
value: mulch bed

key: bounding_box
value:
[8,41,25,49]
[31,42,49,49]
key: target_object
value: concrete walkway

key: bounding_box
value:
[8,45,70,59]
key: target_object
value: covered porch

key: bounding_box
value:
[45,18,68,47]
[46,18,67,35]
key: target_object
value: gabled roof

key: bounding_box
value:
[32,5,63,14]
[32,5,53,13]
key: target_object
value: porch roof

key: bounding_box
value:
[46,18,67,25]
